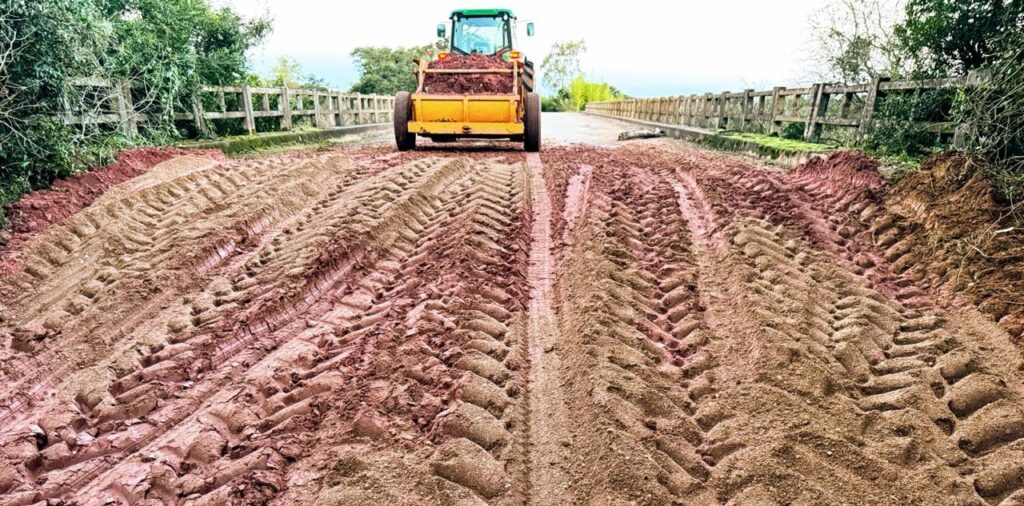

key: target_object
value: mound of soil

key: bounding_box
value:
[790,149,1024,341]
[422,54,514,95]
[792,149,884,189]
[886,153,1024,339]
[0,147,226,273]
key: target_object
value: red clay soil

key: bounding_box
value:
[791,149,885,189]
[878,153,1024,341]
[423,54,515,95]
[2,139,1024,505]
[0,147,226,274]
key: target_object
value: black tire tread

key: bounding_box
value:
[394,91,415,151]
[524,92,541,152]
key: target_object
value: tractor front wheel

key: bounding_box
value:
[394,91,415,151]
[524,92,541,152]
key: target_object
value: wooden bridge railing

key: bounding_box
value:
[586,73,985,142]
[61,78,394,137]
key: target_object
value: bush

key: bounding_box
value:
[953,33,1024,202]
[860,88,954,157]
[0,0,268,227]
[543,75,624,112]
[349,44,442,95]
[568,75,622,111]
[781,122,806,140]
[541,87,575,112]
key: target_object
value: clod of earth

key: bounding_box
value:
[423,54,515,95]
[0,129,1023,505]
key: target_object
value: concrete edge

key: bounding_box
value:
[178,123,390,155]
[585,112,828,168]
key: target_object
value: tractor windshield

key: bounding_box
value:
[451,15,512,56]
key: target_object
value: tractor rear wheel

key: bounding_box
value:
[394,91,415,151]
[524,92,541,152]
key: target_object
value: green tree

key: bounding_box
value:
[953,31,1024,201]
[99,0,269,122]
[349,42,442,95]
[540,40,586,92]
[569,75,623,111]
[194,6,272,86]
[807,0,904,83]
[1,0,269,227]
[894,0,1024,76]
[1,0,111,214]
[269,56,303,87]
[261,56,326,89]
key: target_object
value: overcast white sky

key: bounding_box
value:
[214,0,835,96]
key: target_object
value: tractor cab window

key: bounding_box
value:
[451,15,511,56]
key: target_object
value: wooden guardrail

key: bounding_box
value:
[586,74,984,142]
[61,78,394,136]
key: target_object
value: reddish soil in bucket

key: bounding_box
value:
[423,54,515,95]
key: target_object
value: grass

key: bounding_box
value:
[721,132,835,153]
[177,125,385,156]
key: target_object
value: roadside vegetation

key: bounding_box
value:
[722,132,834,153]
[539,40,626,111]
[0,0,269,229]
[347,42,446,96]
[808,0,1024,202]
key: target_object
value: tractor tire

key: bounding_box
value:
[524,92,541,152]
[394,91,415,151]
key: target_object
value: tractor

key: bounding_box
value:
[393,9,540,152]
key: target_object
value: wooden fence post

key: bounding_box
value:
[739,89,753,132]
[313,89,322,127]
[769,86,785,135]
[191,97,209,137]
[804,83,828,141]
[281,87,292,130]
[717,92,729,130]
[242,85,255,134]
[119,81,138,134]
[701,93,712,128]
[858,77,885,138]
[335,92,344,125]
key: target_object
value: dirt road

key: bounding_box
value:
[1,114,1023,505]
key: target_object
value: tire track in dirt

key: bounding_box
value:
[0,152,484,504]
[659,142,1024,505]
[2,139,1023,505]
[541,144,1024,505]
[271,158,533,505]
[38,157,478,503]
[523,153,572,505]
[542,149,712,504]
[702,218,1024,505]
[0,153,375,435]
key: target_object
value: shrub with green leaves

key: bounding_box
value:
[780,122,805,140]
[0,0,268,227]
[953,33,1024,202]
[860,88,954,158]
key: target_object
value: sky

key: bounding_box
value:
[214,0,833,97]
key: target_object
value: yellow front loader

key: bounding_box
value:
[393,9,540,152]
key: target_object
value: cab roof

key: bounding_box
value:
[450,8,515,18]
